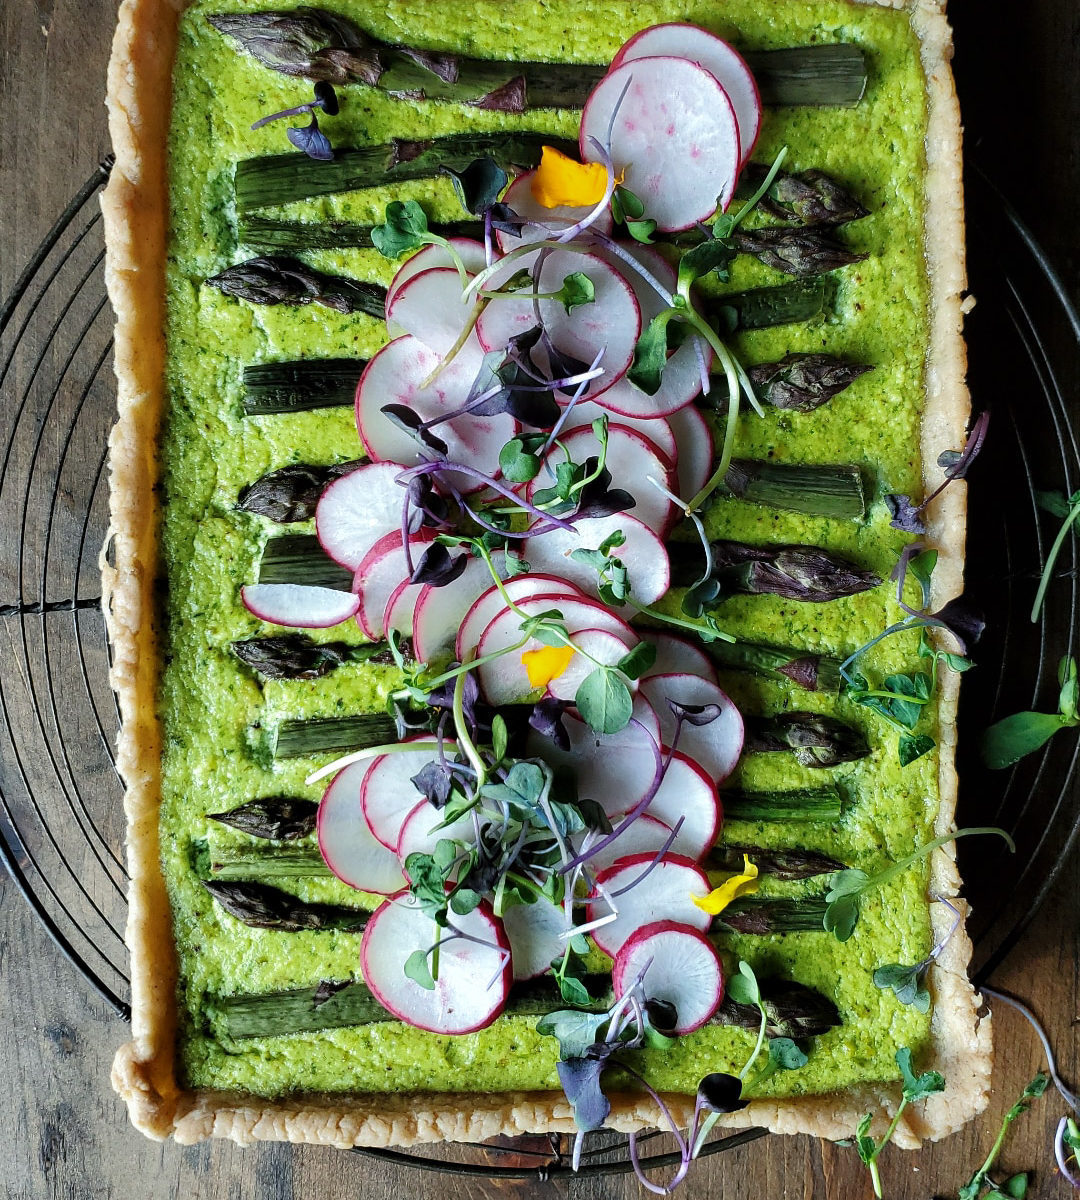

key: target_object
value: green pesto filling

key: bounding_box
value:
[161,0,940,1099]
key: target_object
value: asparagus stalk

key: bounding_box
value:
[206,796,318,840]
[729,228,866,277]
[699,354,874,414]
[201,879,368,931]
[710,276,837,331]
[703,639,844,693]
[235,133,575,212]
[669,540,882,601]
[238,214,484,251]
[232,634,408,681]
[210,970,840,1040]
[237,461,363,522]
[274,712,400,758]
[709,460,866,520]
[743,713,870,768]
[260,533,354,590]
[208,256,386,317]
[707,843,844,881]
[721,787,845,823]
[242,359,367,416]
[713,896,829,934]
[209,10,867,109]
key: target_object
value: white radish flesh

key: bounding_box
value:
[455,574,588,662]
[639,673,744,784]
[353,531,434,640]
[316,461,408,571]
[411,551,507,666]
[639,748,720,860]
[383,576,423,637]
[556,399,678,461]
[385,238,487,314]
[240,583,360,629]
[502,897,569,980]
[612,919,723,1033]
[317,760,407,895]
[397,802,479,864]
[494,171,614,254]
[667,402,714,500]
[360,746,443,851]
[571,812,673,877]
[586,853,711,957]
[611,24,761,164]
[642,632,718,685]
[360,891,510,1033]
[580,57,740,232]
[386,266,477,357]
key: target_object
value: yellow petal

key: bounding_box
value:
[692,854,760,916]
[531,145,611,209]
[522,643,576,688]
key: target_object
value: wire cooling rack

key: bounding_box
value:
[0,158,1076,1181]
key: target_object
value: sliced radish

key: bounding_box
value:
[667,402,714,500]
[571,812,673,877]
[240,582,360,628]
[316,461,407,571]
[557,400,678,462]
[360,746,442,851]
[545,627,636,702]
[502,897,569,980]
[476,248,640,398]
[383,576,423,637]
[360,891,511,1033]
[611,24,761,164]
[355,335,514,493]
[642,632,718,684]
[412,551,506,665]
[586,853,711,957]
[397,802,479,864]
[455,574,588,662]
[494,171,614,254]
[581,57,740,231]
[353,530,434,640]
[639,673,744,784]
[530,423,676,534]
[521,513,671,607]
[317,760,407,895]
[385,238,487,314]
[639,748,720,860]
[612,919,723,1033]
[475,594,637,705]
[592,243,710,419]
[386,266,476,357]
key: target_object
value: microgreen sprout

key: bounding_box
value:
[872,894,963,1012]
[981,655,1079,769]
[1030,488,1080,622]
[885,410,990,535]
[250,81,338,160]
[957,1072,1048,1200]
[371,199,471,284]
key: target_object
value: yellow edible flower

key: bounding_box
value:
[531,145,613,209]
[522,643,576,688]
[692,854,760,916]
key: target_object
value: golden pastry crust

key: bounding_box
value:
[105,0,988,1149]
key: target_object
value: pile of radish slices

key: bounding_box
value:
[240,25,765,1037]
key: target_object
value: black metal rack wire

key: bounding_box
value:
[0,157,1076,1182]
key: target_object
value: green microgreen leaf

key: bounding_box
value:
[677,238,737,292]
[404,948,436,990]
[442,155,508,215]
[726,960,761,1007]
[896,1046,945,1103]
[499,437,543,483]
[981,710,1070,769]
[371,199,429,258]
[958,1072,1047,1200]
[555,271,595,314]
[1031,489,1080,621]
[490,713,508,766]
[575,667,633,734]
[872,962,931,1013]
[616,641,657,682]
[898,732,936,766]
[628,310,675,396]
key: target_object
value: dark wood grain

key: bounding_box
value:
[2,2,1079,1197]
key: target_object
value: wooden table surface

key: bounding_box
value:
[1,2,1078,1197]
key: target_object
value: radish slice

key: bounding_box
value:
[557,399,678,462]
[240,582,361,629]
[544,627,636,702]
[476,248,640,398]
[353,530,434,640]
[587,853,711,957]
[572,812,673,877]
[360,746,441,851]
[475,594,637,705]
[316,461,407,571]
[412,551,506,666]
[640,748,720,859]
[317,760,407,895]
[668,402,714,500]
[503,897,569,980]
[397,802,479,863]
[386,266,476,357]
[639,673,744,784]
[611,24,761,164]
[355,335,514,493]
[494,171,614,254]
[580,57,740,232]
[383,576,423,637]
[612,919,723,1033]
[360,891,511,1033]
[455,574,588,662]
[521,513,671,607]
[592,244,709,419]
[531,423,676,534]
[642,632,719,685]
[386,238,487,314]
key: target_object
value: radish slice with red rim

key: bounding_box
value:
[476,248,640,399]
[642,632,719,685]
[383,576,423,637]
[580,57,740,232]
[639,673,744,784]
[667,402,714,500]
[240,582,360,629]
[521,512,671,607]
[639,748,720,860]
[544,626,637,702]
[494,171,614,255]
[355,335,514,494]
[586,853,711,957]
[317,760,407,895]
[385,238,487,314]
[397,802,480,865]
[571,812,672,877]
[502,897,569,980]
[611,24,761,164]
[353,530,434,640]
[557,399,678,462]
[316,461,408,571]
[386,266,476,357]
[360,745,443,852]
[360,891,511,1033]
[612,919,724,1033]
[455,574,588,663]
[412,551,507,666]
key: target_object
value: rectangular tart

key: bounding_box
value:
[104,0,990,1151]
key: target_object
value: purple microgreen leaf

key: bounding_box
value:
[284,112,334,160]
[528,696,573,751]
[555,1058,612,1133]
[931,596,985,650]
[666,699,723,727]
[410,761,454,809]
[442,156,509,215]
[696,1072,747,1115]
[410,542,469,587]
[885,493,926,534]
[488,202,525,238]
[381,403,449,455]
